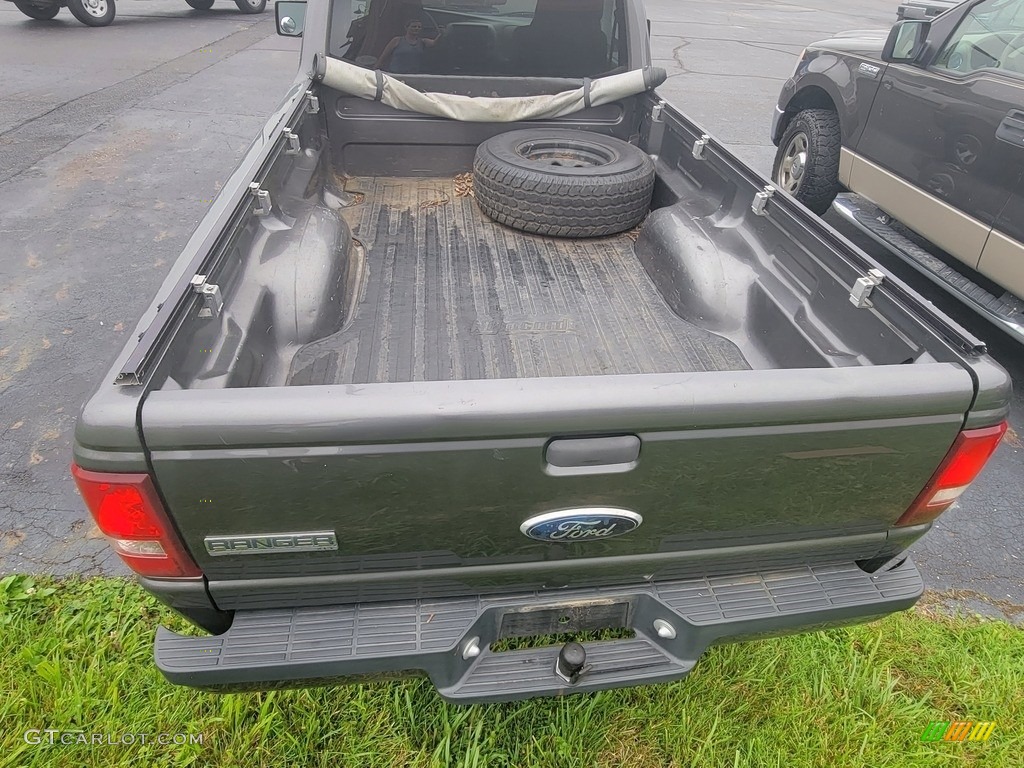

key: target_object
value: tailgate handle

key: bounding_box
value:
[546,436,641,474]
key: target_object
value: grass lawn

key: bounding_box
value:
[0,575,1021,768]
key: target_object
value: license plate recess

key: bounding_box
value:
[498,600,631,639]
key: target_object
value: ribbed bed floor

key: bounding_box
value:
[287,177,750,385]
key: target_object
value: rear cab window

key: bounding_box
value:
[329,0,629,78]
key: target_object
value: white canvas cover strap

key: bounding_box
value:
[318,55,658,122]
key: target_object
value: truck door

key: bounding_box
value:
[853,0,1024,271]
[980,169,1024,301]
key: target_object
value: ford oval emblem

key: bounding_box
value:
[520,508,643,543]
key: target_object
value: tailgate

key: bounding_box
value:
[142,365,974,609]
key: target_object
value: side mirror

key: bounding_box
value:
[882,20,931,63]
[275,0,306,37]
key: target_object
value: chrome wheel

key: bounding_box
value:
[68,0,115,25]
[233,0,266,14]
[82,0,107,17]
[777,132,809,194]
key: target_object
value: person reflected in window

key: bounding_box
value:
[376,19,443,73]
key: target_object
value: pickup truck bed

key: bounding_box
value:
[288,176,749,386]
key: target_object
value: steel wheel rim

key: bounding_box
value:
[243,0,262,8]
[778,132,809,194]
[516,139,616,169]
[82,0,107,15]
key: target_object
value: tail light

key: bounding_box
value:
[895,422,1008,527]
[71,464,201,578]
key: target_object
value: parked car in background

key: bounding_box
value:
[772,0,1024,342]
[897,0,959,20]
[6,0,265,27]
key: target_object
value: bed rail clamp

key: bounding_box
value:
[305,90,320,114]
[691,133,711,160]
[849,269,886,309]
[751,185,774,216]
[249,182,272,217]
[190,275,224,319]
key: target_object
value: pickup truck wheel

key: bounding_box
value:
[234,0,266,13]
[14,1,60,19]
[473,129,655,238]
[186,0,215,8]
[67,0,115,25]
[772,109,841,215]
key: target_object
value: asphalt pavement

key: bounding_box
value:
[0,0,1020,620]
[0,1,299,575]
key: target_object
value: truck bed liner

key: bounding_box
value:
[287,177,749,385]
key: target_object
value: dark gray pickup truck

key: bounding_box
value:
[71,0,1011,703]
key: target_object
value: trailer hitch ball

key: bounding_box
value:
[555,642,588,684]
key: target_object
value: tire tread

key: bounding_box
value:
[473,132,655,238]
[772,108,841,215]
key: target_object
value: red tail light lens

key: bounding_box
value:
[896,422,1008,527]
[71,464,202,578]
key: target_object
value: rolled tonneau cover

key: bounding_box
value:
[313,54,667,122]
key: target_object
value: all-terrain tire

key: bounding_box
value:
[473,129,655,238]
[772,108,842,215]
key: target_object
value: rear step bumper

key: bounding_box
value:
[156,559,923,703]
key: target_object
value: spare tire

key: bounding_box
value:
[473,129,655,238]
